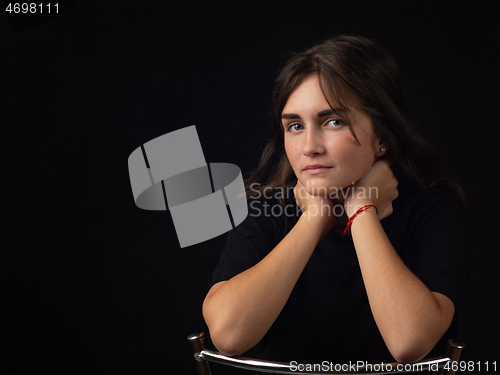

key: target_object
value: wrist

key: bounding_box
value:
[344,199,374,218]
[301,208,336,238]
[344,204,378,234]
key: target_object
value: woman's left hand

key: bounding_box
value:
[344,159,398,220]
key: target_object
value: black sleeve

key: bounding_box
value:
[210,200,286,288]
[405,188,470,310]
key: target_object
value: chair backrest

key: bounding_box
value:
[187,332,465,375]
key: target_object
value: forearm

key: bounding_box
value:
[203,213,325,356]
[351,209,454,362]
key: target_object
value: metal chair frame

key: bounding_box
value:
[188,332,465,375]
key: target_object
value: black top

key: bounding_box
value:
[210,181,469,365]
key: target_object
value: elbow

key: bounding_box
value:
[209,327,247,357]
[204,315,247,356]
[202,297,247,357]
[385,337,434,364]
[390,348,427,364]
[387,292,455,363]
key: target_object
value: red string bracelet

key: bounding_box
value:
[343,205,378,235]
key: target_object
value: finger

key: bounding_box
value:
[380,201,394,220]
[373,158,392,168]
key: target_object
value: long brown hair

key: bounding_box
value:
[245,34,466,205]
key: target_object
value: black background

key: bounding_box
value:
[2,1,499,374]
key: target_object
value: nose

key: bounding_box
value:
[303,127,326,157]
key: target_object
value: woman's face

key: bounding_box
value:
[282,75,386,197]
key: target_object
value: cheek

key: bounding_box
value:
[284,141,300,170]
[330,140,374,175]
[328,139,356,162]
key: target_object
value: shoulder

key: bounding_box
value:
[393,181,467,221]
[385,181,470,258]
[210,187,299,285]
[229,186,299,245]
[245,186,299,220]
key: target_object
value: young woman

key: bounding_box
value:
[202,35,468,366]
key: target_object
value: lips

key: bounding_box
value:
[303,164,332,174]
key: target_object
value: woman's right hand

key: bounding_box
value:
[294,180,336,237]
[204,180,337,356]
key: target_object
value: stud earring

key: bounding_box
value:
[380,148,386,152]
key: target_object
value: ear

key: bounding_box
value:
[374,139,390,157]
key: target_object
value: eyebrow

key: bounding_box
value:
[281,108,349,120]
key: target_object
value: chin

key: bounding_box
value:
[305,180,343,198]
